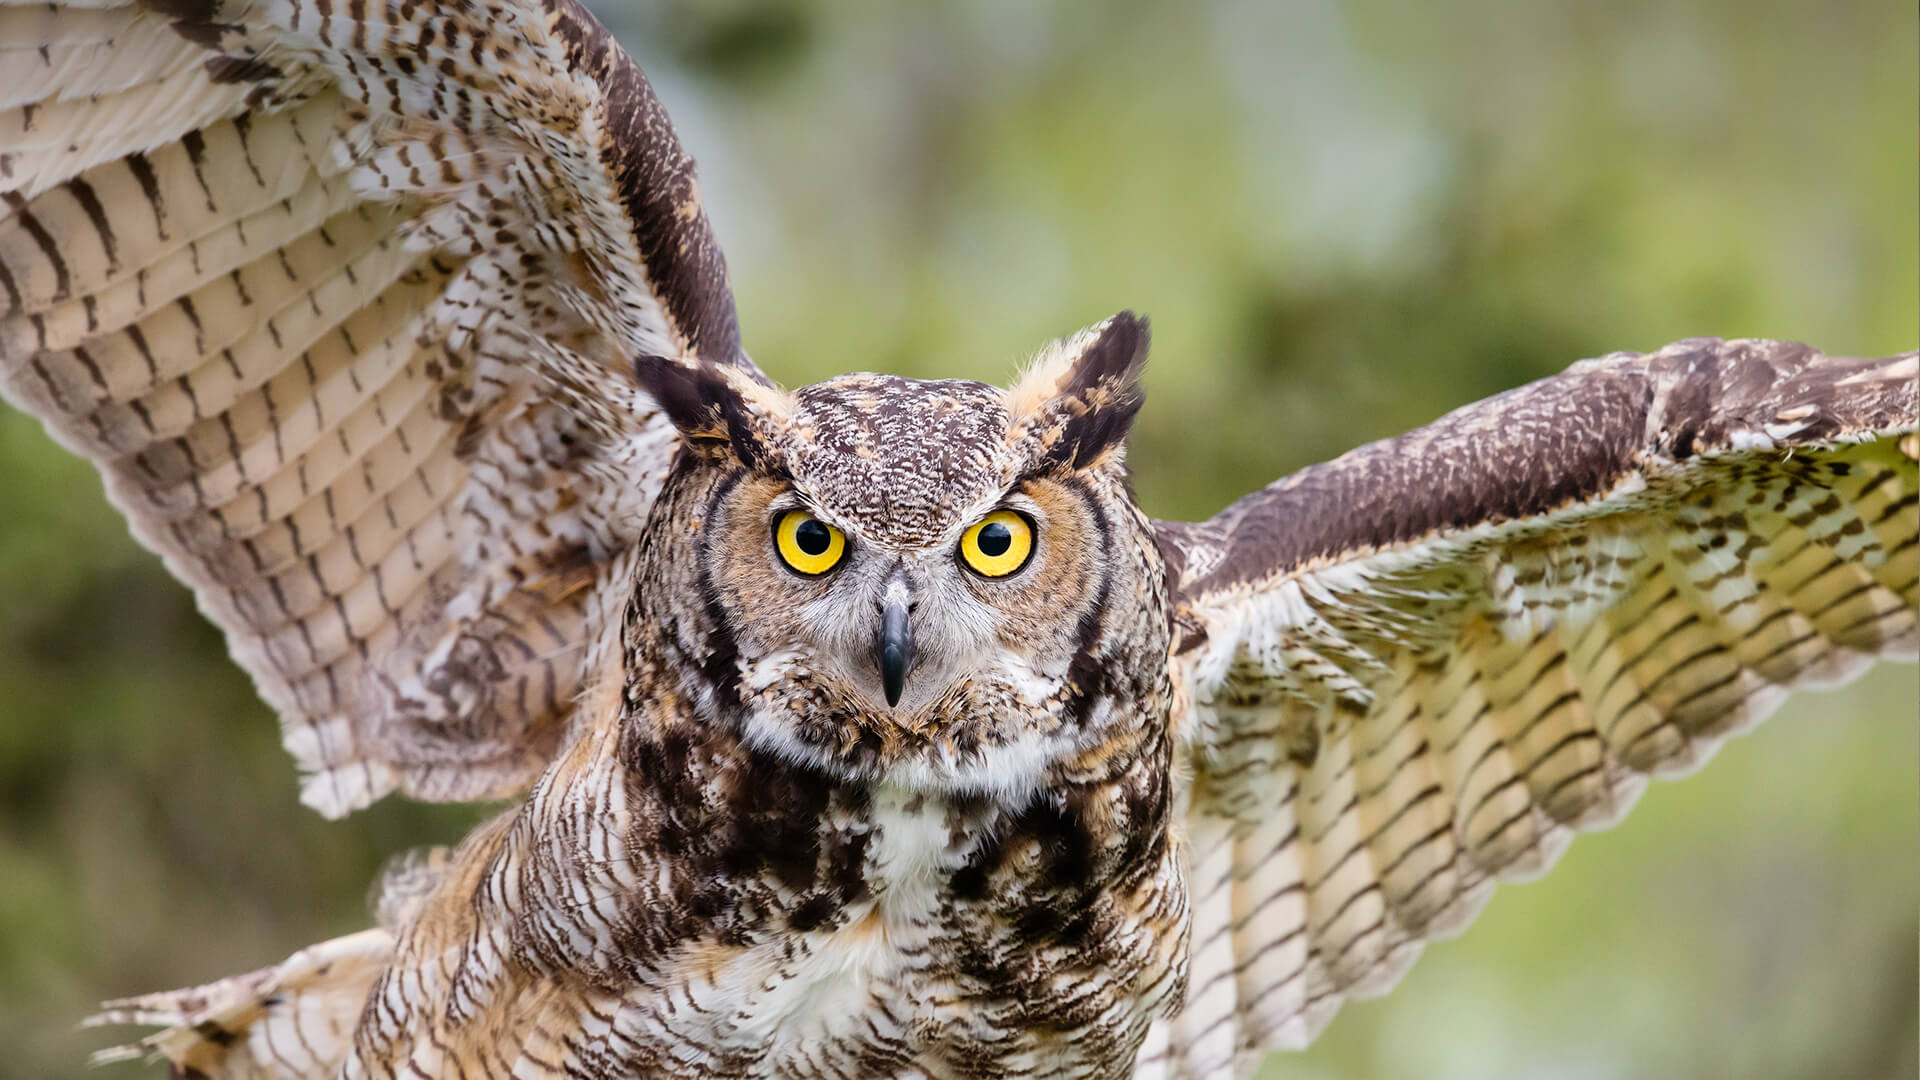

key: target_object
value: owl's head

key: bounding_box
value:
[632,312,1170,794]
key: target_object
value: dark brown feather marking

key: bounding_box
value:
[1189,364,1645,597]
[4,193,72,303]
[0,253,18,313]
[169,19,243,48]
[206,55,283,84]
[138,0,218,21]
[1158,339,1917,606]
[1036,311,1150,474]
[632,356,775,469]
[544,0,743,365]
[65,177,118,275]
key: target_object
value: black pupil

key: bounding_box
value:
[977,521,1013,557]
[794,518,832,556]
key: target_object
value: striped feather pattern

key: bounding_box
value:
[89,929,395,1080]
[0,0,751,818]
[1145,342,1917,1077]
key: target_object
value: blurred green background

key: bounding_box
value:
[0,1,1914,1077]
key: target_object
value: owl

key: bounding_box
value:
[1,0,1915,1078]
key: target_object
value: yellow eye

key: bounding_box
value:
[774,510,847,576]
[959,509,1035,578]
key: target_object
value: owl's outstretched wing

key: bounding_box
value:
[1139,338,1918,1077]
[0,0,754,816]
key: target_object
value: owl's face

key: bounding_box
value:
[635,314,1167,794]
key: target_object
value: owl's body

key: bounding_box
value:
[2,0,1915,1077]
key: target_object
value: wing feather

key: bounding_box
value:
[1144,338,1917,1076]
[0,0,754,816]
[0,10,207,111]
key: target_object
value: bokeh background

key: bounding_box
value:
[0,1,1914,1077]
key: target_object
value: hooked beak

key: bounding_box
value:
[875,596,915,708]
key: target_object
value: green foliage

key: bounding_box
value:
[0,2,1912,1077]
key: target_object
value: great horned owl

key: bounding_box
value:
[0,0,1914,1077]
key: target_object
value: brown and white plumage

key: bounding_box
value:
[2,2,1915,1078]
[1,0,745,817]
[1142,339,1917,1076]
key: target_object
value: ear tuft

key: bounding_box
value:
[632,356,784,469]
[1009,311,1150,472]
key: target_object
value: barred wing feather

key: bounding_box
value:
[0,0,756,816]
[1141,338,1918,1077]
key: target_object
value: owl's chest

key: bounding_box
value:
[597,782,1188,1078]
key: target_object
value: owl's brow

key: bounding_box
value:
[953,489,1046,532]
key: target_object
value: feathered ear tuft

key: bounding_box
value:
[1007,311,1150,473]
[632,356,788,470]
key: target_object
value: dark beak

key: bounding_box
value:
[876,597,915,708]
